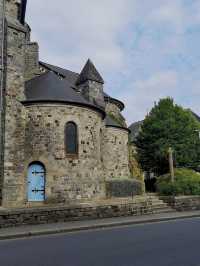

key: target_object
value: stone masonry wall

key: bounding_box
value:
[105,102,126,127]
[102,127,130,179]
[5,0,19,19]
[2,0,27,207]
[105,102,121,117]
[0,196,166,228]
[24,104,105,204]
[0,0,6,202]
[24,42,39,80]
[79,80,105,108]
[160,196,200,211]
[0,0,134,208]
[0,0,4,102]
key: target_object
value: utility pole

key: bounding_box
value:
[168,147,175,183]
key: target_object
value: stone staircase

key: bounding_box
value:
[91,193,174,215]
[129,194,175,215]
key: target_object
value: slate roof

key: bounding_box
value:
[76,59,104,85]
[39,62,79,86]
[105,115,129,132]
[23,71,105,116]
[39,60,124,110]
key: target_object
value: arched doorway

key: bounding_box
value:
[27,162,45,202]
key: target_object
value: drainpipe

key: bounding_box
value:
[0,0,6,202]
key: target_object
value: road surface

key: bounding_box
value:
[0,218,200,266]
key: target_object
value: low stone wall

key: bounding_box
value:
[0,198,158,228]
[160,196,200,211]
[106,179,142,198]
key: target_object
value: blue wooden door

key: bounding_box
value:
[28,163,45,201]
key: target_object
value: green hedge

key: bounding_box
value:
[157,168,200,196]
[106,178,143,197]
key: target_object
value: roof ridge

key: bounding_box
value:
[39,61,79,76]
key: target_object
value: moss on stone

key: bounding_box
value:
[108,112,126,127]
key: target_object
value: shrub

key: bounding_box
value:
[157,168,200,196]
[106,178,143,197]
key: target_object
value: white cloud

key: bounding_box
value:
[26,0,136,72]
[121,71,179,124]
[148,1,185,33]
[26,0,200,125]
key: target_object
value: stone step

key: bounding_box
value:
[147,203,169,208]
[125,204,173,212]
[131,196,163,201]
[150,201,169,205]
[103,198,164,204]
[126,200,165,205]
[144,206,172,211]
[100,199,166,205]
[110,199,170,208]
[151,205,174,210]
[128,195,175,215]
[152,208,175,214]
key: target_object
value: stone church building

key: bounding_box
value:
[0,0,132,207]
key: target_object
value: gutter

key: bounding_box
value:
[106,124,130,133]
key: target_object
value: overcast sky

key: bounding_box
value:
[26,0,200,125]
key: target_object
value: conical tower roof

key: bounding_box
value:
[76,59,104,85]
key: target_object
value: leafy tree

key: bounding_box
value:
[135,98,200,176]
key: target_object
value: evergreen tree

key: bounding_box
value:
[135,98,200,176]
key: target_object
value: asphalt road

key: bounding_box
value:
[1,218,200,266]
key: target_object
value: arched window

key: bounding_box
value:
[65,122,78,154]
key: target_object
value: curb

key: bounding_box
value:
[1,213,200,240]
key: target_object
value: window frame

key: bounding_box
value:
[65,121,79,156]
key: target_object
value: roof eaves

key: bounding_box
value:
[106,124,130,133]
[21,100,106,119]
[104,95,125,111]
[39,61,79,79]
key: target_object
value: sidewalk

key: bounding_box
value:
[1,210,200,240]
